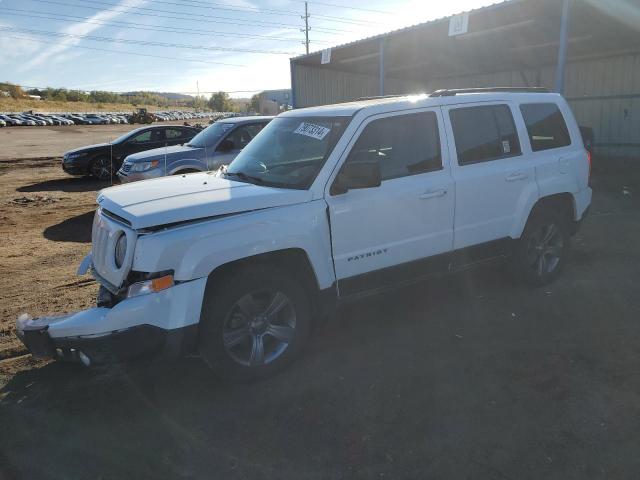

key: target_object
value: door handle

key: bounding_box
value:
[419,189,447,200]
[505,172,528,182]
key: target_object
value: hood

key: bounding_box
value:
[97,172,312,230]
[126,144,202,162]
[65,143,110,155]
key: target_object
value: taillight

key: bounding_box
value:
[587,150,592,178]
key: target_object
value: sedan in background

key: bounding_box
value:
[62,125,200,180]
[117,116,272,183]
[0,114,22,126]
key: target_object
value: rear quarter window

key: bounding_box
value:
[520,103,571,152]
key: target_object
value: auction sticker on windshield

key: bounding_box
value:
[294,122,331,140]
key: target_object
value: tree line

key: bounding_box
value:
[0,82,257,112]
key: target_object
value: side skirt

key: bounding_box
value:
[336,238,513,301]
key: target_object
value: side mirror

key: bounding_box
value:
[331,159,381,195]
[217,139,234,152]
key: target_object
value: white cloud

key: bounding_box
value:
[0,21,41,66]
[19,0,149,71]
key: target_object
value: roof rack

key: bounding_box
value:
[429,87,549,97]
[356,94,406,101]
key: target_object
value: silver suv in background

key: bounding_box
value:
[117,116,273,183]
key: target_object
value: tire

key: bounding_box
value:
[512,206,571,286]
[199,263,312,381]
[89,156,113,181]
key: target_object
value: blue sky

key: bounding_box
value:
[0,0,494,97]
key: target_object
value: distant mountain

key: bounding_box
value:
[121,91,193,100]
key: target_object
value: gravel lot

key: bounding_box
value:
[1,126,640,479]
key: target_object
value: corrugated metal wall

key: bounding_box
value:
[294,53,640,157]
[292,65,422,108]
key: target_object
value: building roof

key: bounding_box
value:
[292,0,640,82]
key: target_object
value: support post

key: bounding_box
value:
[554,0,571,94]
[290,59,297,109]
[379,37,385,96]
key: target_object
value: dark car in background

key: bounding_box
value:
[62,125,200,180]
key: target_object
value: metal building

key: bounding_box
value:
[290,0,640,158]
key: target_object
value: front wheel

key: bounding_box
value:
[199,264,312,381]
[512,208,571,286]
[89,156,113,181]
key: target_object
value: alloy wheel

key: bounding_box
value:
[91,157,111,180]
[526,222,564,276]
[222,290,296,367]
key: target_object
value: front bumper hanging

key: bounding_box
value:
[16,312,180,365]
[15,271,208,366]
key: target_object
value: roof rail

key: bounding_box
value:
[356,94,406,101]
[429,87,549,97]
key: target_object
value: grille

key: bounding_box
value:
[91,210,134,289]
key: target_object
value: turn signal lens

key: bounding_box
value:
[127,275,174,298]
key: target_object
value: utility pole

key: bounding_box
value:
[302,1,310,55]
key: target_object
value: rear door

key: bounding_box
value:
[442,102,538,252]
[164,127,192,146]
[325,109,455,296]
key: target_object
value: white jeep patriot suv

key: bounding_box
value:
[17,88,592,380]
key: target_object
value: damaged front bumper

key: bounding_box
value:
[16,262,208,365]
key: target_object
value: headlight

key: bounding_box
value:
[131,160,160,172]
[114,233,127,268]
[65,152,86,160]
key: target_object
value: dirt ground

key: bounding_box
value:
[1,126,640,479]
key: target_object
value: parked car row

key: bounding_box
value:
[0,113,75,126]
[0,110,221,127]
[62,117,272,181]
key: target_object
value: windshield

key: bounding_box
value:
[225,116,350,189]
[187,122,235,148]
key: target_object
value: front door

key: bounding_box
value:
[325,109,455,297]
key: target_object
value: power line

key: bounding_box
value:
[0,26,298,55]
[0,34,246,66]
[27,0,355,34]
[302,0,393,15]
[127,0,386,26]
[1,8,332,45]
[127,0,301,17]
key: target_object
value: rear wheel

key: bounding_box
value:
[512,207,571,286]
[199,264,312,381]
[89,156,113,181]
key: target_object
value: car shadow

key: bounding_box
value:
[17,178,112,193]
[43,211,94,243]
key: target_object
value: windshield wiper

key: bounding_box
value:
[224,171,265,185]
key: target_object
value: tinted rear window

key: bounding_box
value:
[520,103,571,152]
[449,105,521,165]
